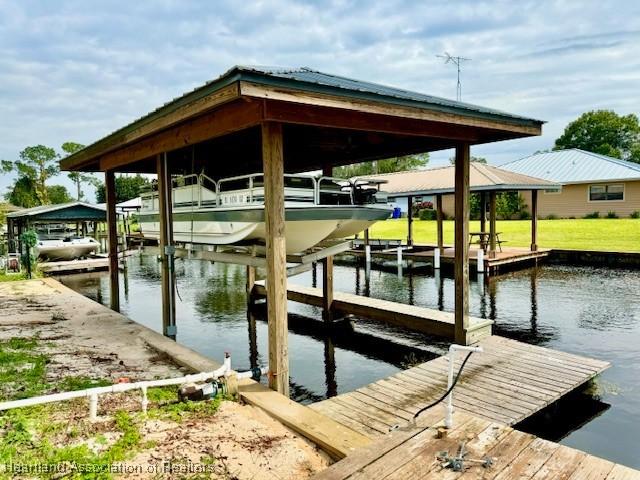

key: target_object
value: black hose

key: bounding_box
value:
[412,351,474,420]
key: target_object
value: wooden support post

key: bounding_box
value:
[262,122,289,397]
[480,192,487,233]
[407,195,414,246]
[364,228,370,246]
[6,217,14,253]
[105,170,120,312]
[454,143,470,345]
[530,189,538,252]
[157,153,177,339]
[489,191,497,259]
[322,255,334,322]
[246,265,256,302]
[436,194,444,253]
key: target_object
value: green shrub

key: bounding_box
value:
[19,230,38,278]
[630,210,640,219]
[418,209,437,220]
[606,211,618,219]
[545,214,558,220]
[519,210,531,220]
[584,211,600,219]
[496,192,527,219]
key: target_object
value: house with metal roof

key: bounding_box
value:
[500,149,640,218]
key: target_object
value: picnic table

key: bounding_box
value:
[469,231,503,253]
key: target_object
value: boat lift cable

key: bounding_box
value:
[412,351,474,420]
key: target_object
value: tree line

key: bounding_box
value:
[2,142,151,208]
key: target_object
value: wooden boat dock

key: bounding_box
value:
[311,409,640,480]
[308,336,640,479]
[39,257,109,274]
[252,281,493,343]
[347,244,551,275]
[309,335,610,435]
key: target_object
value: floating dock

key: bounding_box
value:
[311,409,640,480]
[309,335,610,436]
[308,336,640,479]
[252,281,493,343]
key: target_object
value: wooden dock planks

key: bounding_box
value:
[311,411,640,480]
[252,281,493,342]
[309,336,610,437]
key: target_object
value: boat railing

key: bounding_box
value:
[218,173,318,206]
[141,172,384,211]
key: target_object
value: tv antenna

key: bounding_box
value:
[437,52,471,101]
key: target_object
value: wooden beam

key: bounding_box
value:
[407,195,414,246]
[98,99,264,172]
[61,83,241,171]
[454,143,470,345]
[489,191,497,259]
[246,265,256,302]
[157,153,177,339]
[244,82,542,137]
[436,194,444,253]
[322,255,334,322]
[263,98,482,141]
[531,189,538,252]
[105,170,120,312]
[262,122,289,396]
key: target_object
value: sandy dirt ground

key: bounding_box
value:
[125,401,329,479]
[0,278,331,479]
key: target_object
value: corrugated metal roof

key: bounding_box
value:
[235,66,542,124]
[362,163,559,196]
[62,65,545,171]
[499,149,640,184]
[7,201,106,219]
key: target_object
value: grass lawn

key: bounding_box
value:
[369,218,640,252]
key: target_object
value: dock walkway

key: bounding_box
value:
[311,410,640,480]
[309,335,610,437]
[252,282,493,343]
[346,244,551,274]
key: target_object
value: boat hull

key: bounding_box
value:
[36,238,99,261]
[139,205,390,253]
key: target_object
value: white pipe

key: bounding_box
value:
[89,393,98,422]
[434,248,441,269]
[396,246,402,266]
[236,367,269,380]
[365,245,371,265]
[477,249,484,273]
[445,344,483,429]
[0,359,231,413]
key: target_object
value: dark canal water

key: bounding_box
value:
[59,254,640,469]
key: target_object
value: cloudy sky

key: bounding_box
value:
[1,0,639,201]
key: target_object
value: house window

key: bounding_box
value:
[589,184,624,201]
[544,188,561,195]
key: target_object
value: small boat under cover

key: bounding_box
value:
[36,237,100,261]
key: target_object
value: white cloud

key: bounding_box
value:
[1,0,639,195]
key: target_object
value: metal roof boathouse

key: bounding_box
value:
[61,65,543,396]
